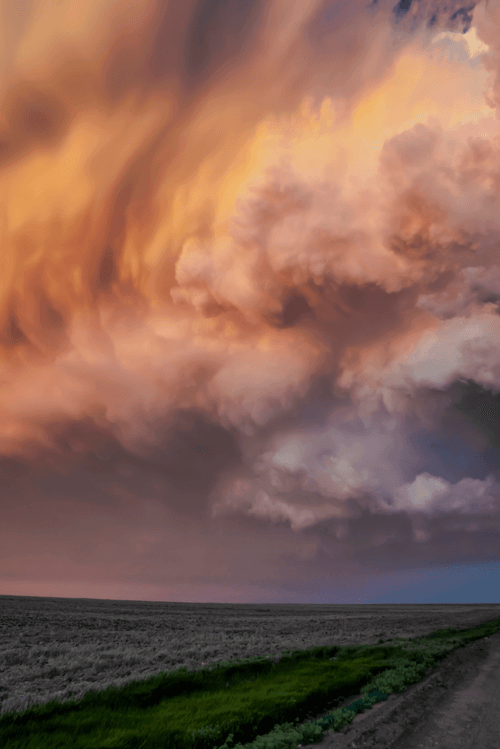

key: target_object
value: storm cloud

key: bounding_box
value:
[1,0,499,603]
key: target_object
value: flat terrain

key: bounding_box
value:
[1,597,499,725]
[297,628,500,749]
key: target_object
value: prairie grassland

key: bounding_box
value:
[1,598,500,749]
[0,614,499,749]
[1,597,499,719]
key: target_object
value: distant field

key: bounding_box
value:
[1,596,499,719]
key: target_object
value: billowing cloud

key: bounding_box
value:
[1,0,499,604]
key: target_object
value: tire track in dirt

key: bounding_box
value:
[390,631,500,749]
[297,630,500,749]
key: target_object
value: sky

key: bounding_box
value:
[0,0,500,606]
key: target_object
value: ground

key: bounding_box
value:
[297,629,500,749]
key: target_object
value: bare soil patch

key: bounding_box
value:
[297,630,500,749]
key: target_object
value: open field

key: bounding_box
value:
[1,596,500,719]
[0,605,499,748]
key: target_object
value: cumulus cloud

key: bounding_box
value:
[1,0,500,601]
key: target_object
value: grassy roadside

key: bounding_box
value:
[1,615,499,749]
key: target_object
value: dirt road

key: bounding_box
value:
[298,630,500,749]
